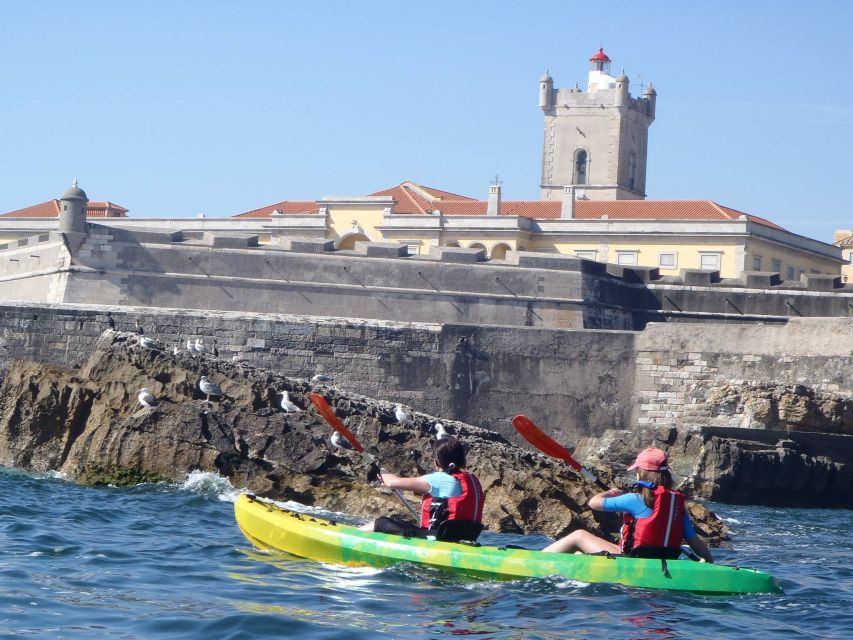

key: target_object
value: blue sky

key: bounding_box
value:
[1,1,850,242]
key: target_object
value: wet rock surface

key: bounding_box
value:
[0,331,728,545]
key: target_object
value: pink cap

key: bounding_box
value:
[627,447,668,472]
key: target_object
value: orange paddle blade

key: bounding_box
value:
[511,415,581,471]
[309,393,365,454]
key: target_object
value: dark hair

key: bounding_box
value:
[433,436,466,472]
[636,468,674,508]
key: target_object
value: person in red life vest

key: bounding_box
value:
[359,436,484,541]
[541,447,713,562]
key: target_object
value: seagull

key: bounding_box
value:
[106,312,115,331]
[199,376,222,402]
[311,374,333,384]
[330,431,354,451]
[278,391,301,413]
[138,336,157,349]
[172,342,180,356]
[395,404,412,427]
[186,338,197,354]
[135,320,144,335]
[137,388,158,410]
[212,340,219,357]
[434,423,448,440]
[195,338,207,354]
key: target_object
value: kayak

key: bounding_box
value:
[234,494,781,595]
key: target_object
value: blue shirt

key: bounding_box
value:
[421,471,462,498]
[602,492,696,539]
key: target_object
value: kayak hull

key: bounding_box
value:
[234,494,781,595]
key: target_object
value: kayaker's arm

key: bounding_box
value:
[381,473,431,495]
[685,534,714,563]
[588,489,624,511]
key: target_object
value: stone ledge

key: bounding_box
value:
[741,271,782,288]
[278,238,335,253]
[203,232,260,249]
[681,269,721,285]
[800,273,844,291]
[429,246,486,263]
[354,241,409,258]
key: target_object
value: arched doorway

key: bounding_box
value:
[468,242,486,251]
[490,243,511,260]
[337,233,370,250]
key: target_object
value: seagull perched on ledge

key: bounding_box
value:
[278,391,301,413]
[434,422,448,440]
[395,404,412,427]
[195,338,207,355]
[137,388,158,411]
[199,376,222,402]
[311,374,333,384]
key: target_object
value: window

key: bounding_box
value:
[752,255,762,271]
[616,251,638,266]
[573,149,588,185]
[699,252,721,270]
[846,250,853,262]
[787,266,796,280]
[405,243,420,256]
[575,250,597,261]
[658,252,677,269]
[772,259,782,273]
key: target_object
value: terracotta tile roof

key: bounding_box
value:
[0,200,128,218]
[233,201,320,218]
[835,233,853,248]
[230,181,786,231]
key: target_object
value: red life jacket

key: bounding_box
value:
[620,484,685,554]
[420,472,484,530]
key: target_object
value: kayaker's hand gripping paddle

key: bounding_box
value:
[309,393,418,519]
[511,414,701,562]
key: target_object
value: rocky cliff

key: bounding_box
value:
[0,331,727,545]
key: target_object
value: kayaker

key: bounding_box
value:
[542,447,714,562]
[359,436,484,540]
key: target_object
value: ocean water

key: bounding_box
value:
[1,467,851,639]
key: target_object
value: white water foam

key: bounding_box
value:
[180,470,245,503]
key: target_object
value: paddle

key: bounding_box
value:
[511,414,701,562]
[511,415,609,490]
[309,393,419,519]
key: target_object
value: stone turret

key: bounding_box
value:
[59,179,88,234]
[539,70,553,110]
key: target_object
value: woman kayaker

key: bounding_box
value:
[359,436,484,540]
[542,447,713,562]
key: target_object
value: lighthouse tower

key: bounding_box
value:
[539,48,656,201]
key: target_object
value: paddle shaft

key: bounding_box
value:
[309,393,419,519]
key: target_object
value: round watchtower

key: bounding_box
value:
[59,179,88,234]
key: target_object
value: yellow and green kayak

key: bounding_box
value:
[234,494,781,595]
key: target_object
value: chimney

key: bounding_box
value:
[561,186,576,219]
[487,184,501,216]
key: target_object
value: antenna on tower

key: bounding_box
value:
[491,174,503,186]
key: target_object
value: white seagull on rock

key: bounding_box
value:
[278,391,301,413]
[186,338,197,354]
[194,338,207,355]
[311,374,333,384]
[330,431,354,451]
[137,388,158,410]
[434,422,448,440]
[138,336,158,350]
[395,404,412,427]
[199,376,222,402]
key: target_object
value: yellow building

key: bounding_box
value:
[835,230,853,284]
[233,181,844,280]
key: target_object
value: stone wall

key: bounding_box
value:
[633,319,853,432]
[0,302,635,438]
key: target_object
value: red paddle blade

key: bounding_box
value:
[511,415,581,471]
[309,393,365,454]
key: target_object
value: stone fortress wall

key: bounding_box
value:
[0,225,850,333]
[0,301,850,447]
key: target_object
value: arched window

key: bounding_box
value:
[336,232,370,250]
[573,149,588,185]
[490,243,511,260]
